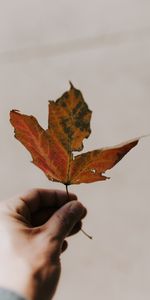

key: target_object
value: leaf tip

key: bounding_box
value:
[10,109,20,117]
[10,109,20,113]
[69,81,74,89]
[9,110,19,126]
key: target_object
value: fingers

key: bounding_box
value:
[60,221,87,254]
[31,208,56,226]
[43,200,87,247]
[68,221,82,236]
[61,240,68,253]
[20,188,77,213]
[31,208,82,236]
[60,227,83,253]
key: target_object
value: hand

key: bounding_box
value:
[0,189,87,300]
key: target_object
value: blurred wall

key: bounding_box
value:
[0,1,150,299]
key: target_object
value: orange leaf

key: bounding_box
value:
[70,139,139,184]
[10,83,140,186]
[47,82,92,152]
[10,111,69,183]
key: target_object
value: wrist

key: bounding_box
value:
[0,253,58,300]
[0,255,38,300]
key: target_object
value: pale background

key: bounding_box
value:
[0,1,150,299]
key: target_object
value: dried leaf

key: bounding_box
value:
[47,82,92,152]
[10,83,140,186]
[70,139,138,184]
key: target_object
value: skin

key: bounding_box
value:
[0,188,87,300]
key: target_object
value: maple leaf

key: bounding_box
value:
[10,83,139,187]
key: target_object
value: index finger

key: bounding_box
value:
[20,188,77,213]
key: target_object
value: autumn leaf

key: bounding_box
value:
[10,83,139,187]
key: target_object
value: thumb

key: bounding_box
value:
[43,200,86,245]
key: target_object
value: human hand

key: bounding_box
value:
[0,189,86,300]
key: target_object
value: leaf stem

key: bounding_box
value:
[66,184,70,202]
[80,228,93,239]
[65,184,92,240]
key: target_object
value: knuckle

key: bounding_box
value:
[23,188,40,198]
[29,188,39,197]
